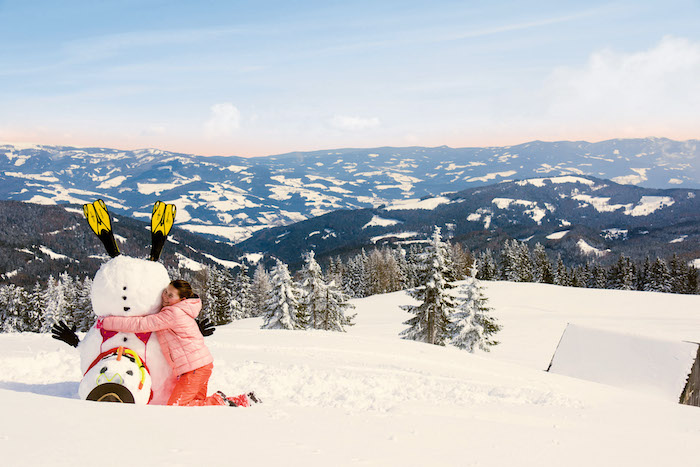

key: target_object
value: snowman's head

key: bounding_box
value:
[91,255,170,318]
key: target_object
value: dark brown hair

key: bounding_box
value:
[170,279,196,299]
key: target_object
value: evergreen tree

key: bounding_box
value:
[647,258,673,293]
[532,243,553,284]
[234,264,254,318]
[0,284,28,332]
[41,275,66,333]
[449,242,473,280]
[251,264,272,317]
[345,250,369,297]
[298,251,327,329]
[400,226,457,346]
[25,282,46,333]
[449,268,501,352]
[608,254,636,290]
[475,249,497,281]
[262,259,303,330]
[75,276,94,331]
[553,255,568,286]
[319,279,356,332]
[499,239,519,281]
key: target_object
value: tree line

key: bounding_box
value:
[1,234,696,350]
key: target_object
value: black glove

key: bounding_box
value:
[51,321,80,348]
[197,317,216,337]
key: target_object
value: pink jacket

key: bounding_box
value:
[102,298,213,376]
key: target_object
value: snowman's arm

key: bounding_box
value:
[197,317,216,337]
[51,321,80,348]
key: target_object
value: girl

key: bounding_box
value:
[100,279,257,407]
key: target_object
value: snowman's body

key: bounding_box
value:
[78,255,177,404]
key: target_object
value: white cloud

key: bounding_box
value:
[545,36,700,128]
[204,103,241,137]
[330,115,381,131]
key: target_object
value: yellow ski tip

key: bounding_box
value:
[151,201,176,236]
[83,199,112,236]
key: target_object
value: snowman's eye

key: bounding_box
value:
[126,370,133,376]
[100,367,107,374]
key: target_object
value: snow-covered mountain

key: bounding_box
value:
[2,281,699,466]
[237,175,700,267]
[2,138,698,243]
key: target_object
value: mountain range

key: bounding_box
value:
[2,138,698,245]
[1,138,699,277]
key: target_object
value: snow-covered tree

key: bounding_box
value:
[262,259,303,330]
[475,249,497,281]
[201,265,241,325]
[608,254,636,290]
[233,264,254,318]
[449,267,501,352]
[250,264,272,317]
[400,226,458,346]
[41,275,67,333]
[532,243,553,284]
[344,249,369,297]
[318,279,355,332]
[0,284,28,332]
[298,251,327,329]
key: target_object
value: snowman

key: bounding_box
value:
[52,199,211,404]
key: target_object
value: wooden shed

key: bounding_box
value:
[547,323,700,407]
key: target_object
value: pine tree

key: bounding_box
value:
[319,279,356,332]
[400,226,457,346]
[475,249,497,281]
[25,282,46,333]
[75,276,94,331]
[449,242,473,280]
[251,264,272,317]
[532,243,553,284]
[298,251,327,329]
[608,254,635,290]
[234,264,254,318]
[345,250,369,297]
[449,268,501,352]
[262,259,303,330]
[553,254,568,286]
[41,275,66,333]
[0,284,28,332]
[647,258,673,293]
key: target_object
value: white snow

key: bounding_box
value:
[670,235,688,244]
[38,246,74,261]
[2,282,700,466]
[202,253,240,269]
[384,196,450,211]
[577,239,610,257]
[175,252,206,271]
[362,215,401,229]
[547,230,569,240]
[370,231,420,243]
[548,324,696,400]
[516,176,598,188]
[626,196,675,216]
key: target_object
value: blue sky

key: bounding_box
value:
[1,0,699,157]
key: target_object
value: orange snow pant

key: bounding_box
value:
[167,363,225,406]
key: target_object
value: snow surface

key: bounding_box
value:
[1,282,700,466]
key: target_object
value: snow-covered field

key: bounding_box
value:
[1,281,700,466]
